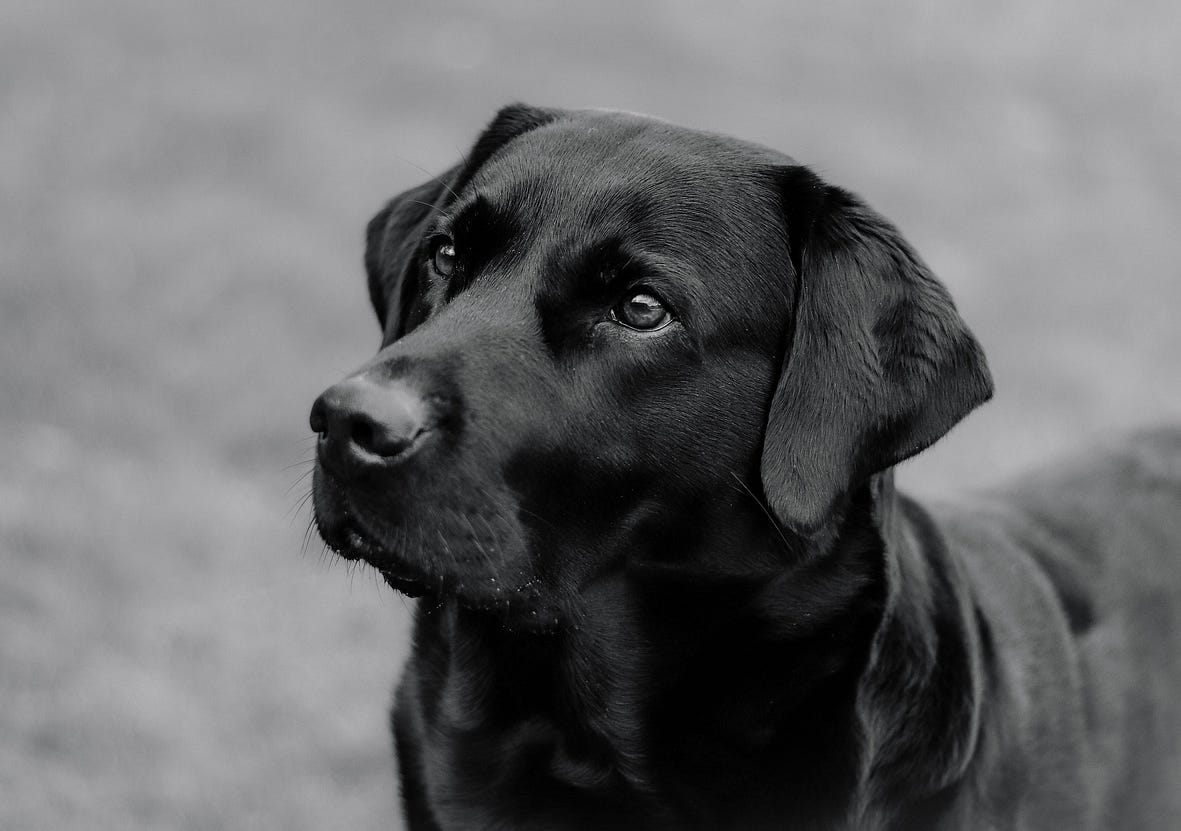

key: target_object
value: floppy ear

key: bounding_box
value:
[365,174,454,337]
[365,102,561,338]
[760,166,993,535]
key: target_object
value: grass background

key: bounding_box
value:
[3,1,1180,828]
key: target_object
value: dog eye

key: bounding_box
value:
[611,290,672,332]
[431,238,457,277]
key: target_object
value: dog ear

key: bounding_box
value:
[760,166,993,535]
[364,175,453,337]
[365,102,561,338]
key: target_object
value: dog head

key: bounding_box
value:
[310,104,992,627]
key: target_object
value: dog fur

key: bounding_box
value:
[311,104,1181,830]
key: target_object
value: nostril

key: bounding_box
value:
[309,397,328,437]
[348,417,377,454]
[350,412,420,458]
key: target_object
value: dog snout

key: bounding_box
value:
[310,375,430,478]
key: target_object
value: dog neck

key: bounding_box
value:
[399,472,989,829]
[849,475,990,828]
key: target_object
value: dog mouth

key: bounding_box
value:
[311,469,436,598]
[338,517,432,598]
[309,464,560,628]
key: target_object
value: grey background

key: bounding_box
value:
[3,1,1180,829]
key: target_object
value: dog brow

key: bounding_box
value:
[440,194,521,299]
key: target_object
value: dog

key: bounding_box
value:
[310,104,1181,830]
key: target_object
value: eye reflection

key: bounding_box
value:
[612,290,672,331]
[432,238,457,277]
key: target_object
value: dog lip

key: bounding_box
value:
[346,511,435,591]
[313,466,436,596]
[380,569,429,597]
[335,513,435,598]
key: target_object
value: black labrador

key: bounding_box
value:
[310,104,1181,830]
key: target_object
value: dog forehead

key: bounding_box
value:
[467,112,788,223]
[443,112,796,339]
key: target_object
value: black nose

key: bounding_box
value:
[310,375,429,477]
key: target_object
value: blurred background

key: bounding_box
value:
[3,1,1180,828]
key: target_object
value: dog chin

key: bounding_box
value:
[311,467,563,627]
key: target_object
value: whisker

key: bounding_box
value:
[286,489,314,522]
[301,514,319,556]
[728,471,795,556]
[317,540,334,569]
[462,513,495,570]
[403,198,444,212]
[391,152,460,202]
[284,468,314,497]
[282,457,314,473]
[515,503,560,532]
[436,528,455,571]
[454,144,471,171]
